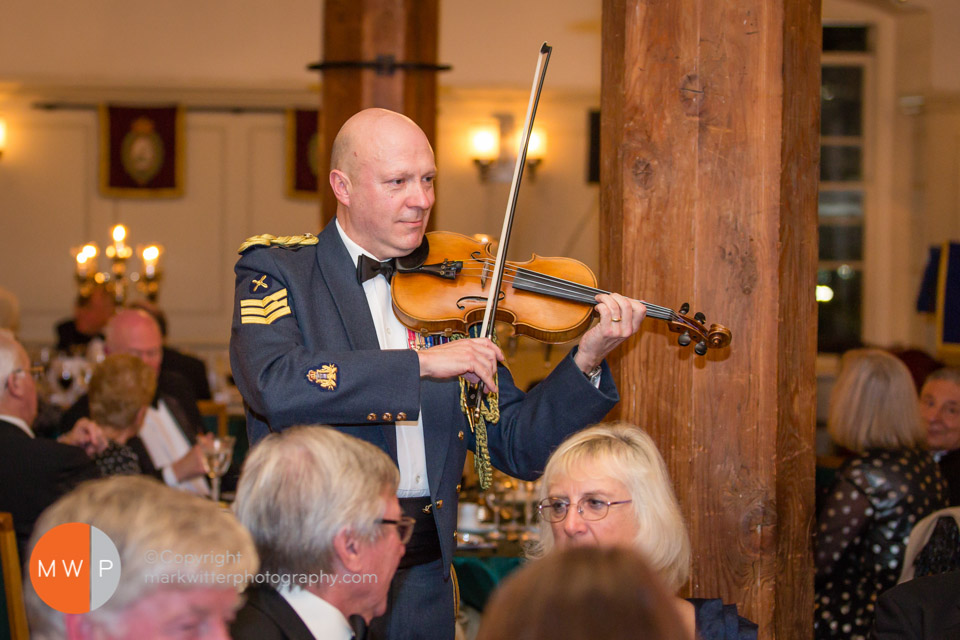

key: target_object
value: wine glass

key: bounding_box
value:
[200,435,235,503]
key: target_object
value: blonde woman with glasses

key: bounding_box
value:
[529,422,756,640]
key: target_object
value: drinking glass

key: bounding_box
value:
[201,435,235,503]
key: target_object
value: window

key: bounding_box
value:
[818,26,870,353]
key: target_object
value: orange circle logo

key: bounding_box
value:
[29,523,121,613]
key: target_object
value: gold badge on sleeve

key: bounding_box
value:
[240,287,291,325]
[306,364,338,391]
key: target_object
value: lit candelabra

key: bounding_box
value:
[72,224,163,304]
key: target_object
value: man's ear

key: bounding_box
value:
[329,169,351,206]
[332,528,365,573]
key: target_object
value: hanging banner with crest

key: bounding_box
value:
[99,104,184,198]
[286,108,320,199]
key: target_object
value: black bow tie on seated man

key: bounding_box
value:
[348,614,367,640]
[356,254,397,284]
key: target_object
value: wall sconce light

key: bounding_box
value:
[469,114,547,183]
[0,118,7,158]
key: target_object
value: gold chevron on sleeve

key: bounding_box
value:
[241,288,291,325]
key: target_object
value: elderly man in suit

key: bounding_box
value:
[23,475,258,640]
[230,108,647,640]
[921,368,960,505]
[0,333,101,557]
[231,427,408,639]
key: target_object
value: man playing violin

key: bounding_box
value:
[230,107,646,640]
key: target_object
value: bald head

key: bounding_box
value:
[330,108,431,178]
[327,108,436,260]
[104,309,163,374]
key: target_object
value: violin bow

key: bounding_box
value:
[463,43,552,489]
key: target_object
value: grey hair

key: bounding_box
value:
[925,367,960,388]
[233,425,400,578]
[0,332,24,397]
[528,422,691,593]
[24,476,258,639]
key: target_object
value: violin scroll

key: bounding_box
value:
[665,302,732,355]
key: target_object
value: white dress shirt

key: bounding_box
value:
[278,585,353,640]
[139,400,209,495]
[337,221,430,497]
[0,414,33,438]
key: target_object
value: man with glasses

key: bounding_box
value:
[232,426,410,640]
[0,333,102,557]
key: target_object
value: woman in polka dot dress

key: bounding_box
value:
[815,349,946,639]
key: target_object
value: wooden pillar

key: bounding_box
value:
[600,1,820,637]
[317,0,442,225]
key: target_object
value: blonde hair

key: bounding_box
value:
[529,422,691,593]
[88,354,157,434]
[828,348,925,452]
[24,476,257,639]
[234,426,400,578]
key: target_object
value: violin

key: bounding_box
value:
[392,231,732,355]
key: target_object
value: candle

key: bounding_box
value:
[141,245,160,278]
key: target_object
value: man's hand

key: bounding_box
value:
[59,418,109,457]
[573,293,647,375]
[416,337,505,393]
[170,433,214,482]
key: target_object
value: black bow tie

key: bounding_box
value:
[357,254,396,284]
[348,614,367,640]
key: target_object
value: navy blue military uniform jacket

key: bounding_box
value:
[229,221,619,572]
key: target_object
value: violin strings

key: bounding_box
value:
[452,261,680,322]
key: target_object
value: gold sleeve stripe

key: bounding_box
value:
[241,288,289,307]
[240,299,289,317]
[240,306,292,325]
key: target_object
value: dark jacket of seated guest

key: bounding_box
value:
[162,346,212,401]
[0,418,98,559]
[872,570,960,639]
[936,449,960,507]
[230,584,315,640]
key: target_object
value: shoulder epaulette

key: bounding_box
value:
[238,233,319,254]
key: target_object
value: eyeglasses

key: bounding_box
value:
[379,516,416,544]
[6,365,43,387]
[537,496,633,523]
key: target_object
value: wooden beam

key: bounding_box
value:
[317,0,441,226]
[600,1,820,637]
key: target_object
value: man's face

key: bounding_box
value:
[921,378,960,451]
[337,120,436,260]
[106,316,163,374]
[9,343,38,425]
[354,493,406,621]
[80,586,239,640]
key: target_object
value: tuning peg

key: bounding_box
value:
[679,302,690,315]
[694,312,706,324]
[678,331,692,347]
[694,341,708,356]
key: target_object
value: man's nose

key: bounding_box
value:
[408,182,433,209]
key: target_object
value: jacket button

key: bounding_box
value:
[436,500,444,509]
[397,412,407,420]
[453,530,458,539]
[382,413,393,421]
[366,413,377,421]
[458,431,464,441]
[456,483,461,492]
